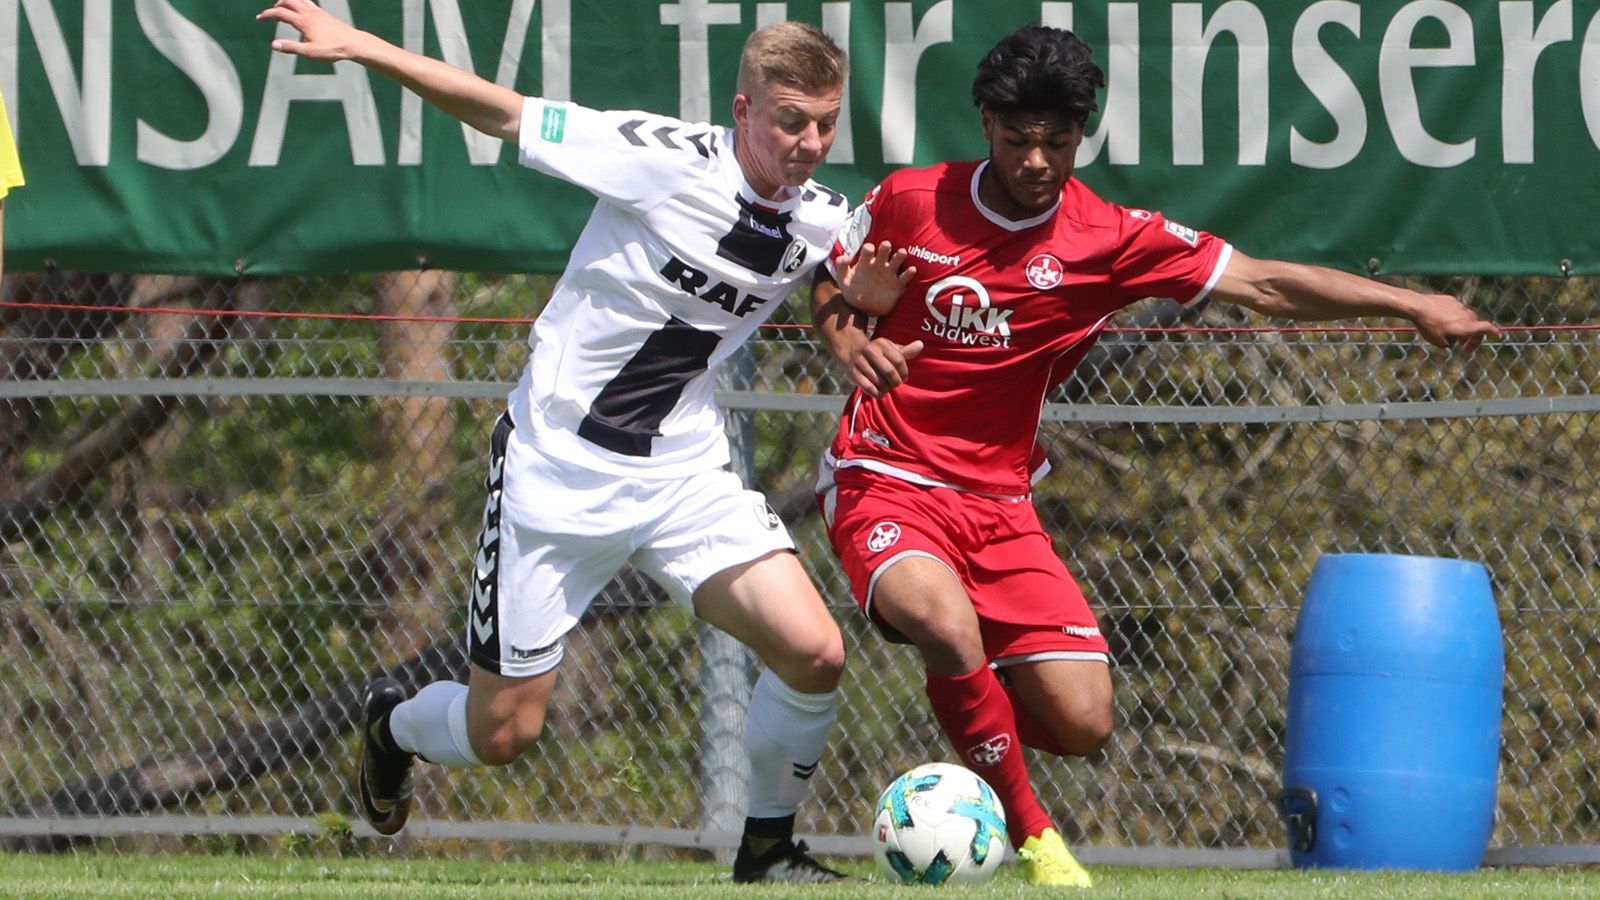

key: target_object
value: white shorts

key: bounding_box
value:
[466,413,796,678]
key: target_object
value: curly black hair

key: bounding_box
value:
[971,25,1105,126]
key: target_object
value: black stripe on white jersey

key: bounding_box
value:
[578,317,721,457]
[718,196,794,276]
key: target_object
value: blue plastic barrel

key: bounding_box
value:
[1278,553,1502,870]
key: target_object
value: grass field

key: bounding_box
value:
[2,853,1598,898]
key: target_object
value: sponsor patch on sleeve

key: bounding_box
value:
[539,104,567,143]
[837,202,872,260]
[1164,219,1199,246]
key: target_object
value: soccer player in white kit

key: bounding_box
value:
[258,1,853,881]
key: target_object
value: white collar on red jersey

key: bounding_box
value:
[970,160,1061,232]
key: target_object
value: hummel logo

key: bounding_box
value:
[801,184,847,207]
[474,541,497,579]
[748,220,784,239]
[616,120,712,158]
[792,760,819,780]
[471,610,495,645]
[469,433,506,655]
[510,642,561,661]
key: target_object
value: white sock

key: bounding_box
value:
[744,669,838,819]
[388,680,484,768]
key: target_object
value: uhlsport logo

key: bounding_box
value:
[867,520,901,552]
[907,244,960,267]
[967,734,1012,767]
[921,276,1012,348]
[1026,253,1064,289]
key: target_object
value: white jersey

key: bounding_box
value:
[507,97,850,478]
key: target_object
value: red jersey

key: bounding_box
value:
[827,160,1231,497]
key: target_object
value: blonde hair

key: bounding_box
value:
[736,21,847,96]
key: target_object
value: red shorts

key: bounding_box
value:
[819,466,1110,665]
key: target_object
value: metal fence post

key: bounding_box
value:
[698,345,758,859]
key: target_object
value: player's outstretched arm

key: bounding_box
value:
[810,270,922,398]
[257,0,522,143]
[1210,250,1502,352]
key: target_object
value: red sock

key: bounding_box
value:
[925,666,1053,848]
[1001,678,1069,756]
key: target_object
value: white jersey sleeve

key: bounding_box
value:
[517,97,711,211]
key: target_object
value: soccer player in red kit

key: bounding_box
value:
[812,25,1500,886]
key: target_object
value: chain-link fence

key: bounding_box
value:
[1,270,1596,862]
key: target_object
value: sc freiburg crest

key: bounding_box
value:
[781,238,808,274]
[754,499,782,530]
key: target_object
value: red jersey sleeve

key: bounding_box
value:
[1108,207,1231,305]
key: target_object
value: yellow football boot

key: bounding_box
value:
[1017,827,1093,888]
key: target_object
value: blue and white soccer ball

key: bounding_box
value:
[871,762,1007,885]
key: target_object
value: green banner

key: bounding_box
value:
[3,1,1598,275]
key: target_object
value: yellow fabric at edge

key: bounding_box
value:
[0,89,25,199]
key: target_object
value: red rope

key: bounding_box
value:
[1,299,1594,334]
[0,300,536,325]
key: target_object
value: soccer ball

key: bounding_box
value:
[871,762,1007,885]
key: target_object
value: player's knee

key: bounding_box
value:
[1055,707,1113,756]
[775,628,847,693]
[812,631,847,684]
[906,614,984,674]
[1076,716,1115,755]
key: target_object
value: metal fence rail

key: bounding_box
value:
[1,271,1596,863]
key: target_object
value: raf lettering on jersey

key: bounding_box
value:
[658,255,777,318]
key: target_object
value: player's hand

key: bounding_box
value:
[834,242,916,317]
[257,0,365,62]
[846,337,924,398]
[1411,294,1502,353]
